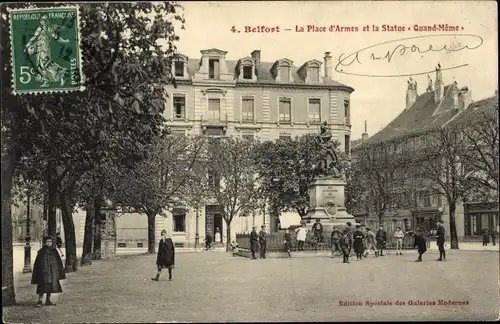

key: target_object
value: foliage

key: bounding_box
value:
[253,134,349,218]
[206,137,257,250]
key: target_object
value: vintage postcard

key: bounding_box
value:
[1,1,498,323]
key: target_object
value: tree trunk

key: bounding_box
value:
[225,222,231,252]
[47,161,58,236]
[147,212,156,254]
[92,197,103,260]
[80,200,94,266]
[1,146,20,306]
[449,203,460,249]
[60,193,78,273]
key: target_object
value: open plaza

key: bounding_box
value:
[4,246,499,323]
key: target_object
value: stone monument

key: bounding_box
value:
[302,122,358,233]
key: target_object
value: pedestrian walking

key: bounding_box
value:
[151,230,175,281]
[435,220,446,261]
[330,226,342,258]
[55,231,64,258]
[375,225,387,256]
[413,227,427,262]
[353,225,365,260]
[340,230,350,263]
[283,228,292,258]
[482,229,490,246]
[31,236,66,307]
[259,225,267,259]
[250,226,259,259]
[364,227,377,257]
[394,227,405,255]
[295,223,308,251]
[491,230,497,246]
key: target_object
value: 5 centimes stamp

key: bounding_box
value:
[7,6,84,95]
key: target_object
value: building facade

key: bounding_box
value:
[351,66,499,240]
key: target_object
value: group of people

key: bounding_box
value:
[248,225,268,259]
[482,228,497,246]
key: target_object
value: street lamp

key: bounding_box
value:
[22,192,32,273]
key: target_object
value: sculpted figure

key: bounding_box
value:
[314,122,341,178]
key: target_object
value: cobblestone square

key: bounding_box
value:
[4,249,499,323]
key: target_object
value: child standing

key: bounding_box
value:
[330,226,342,258]
[230,240,239,257]
[394,227,405,255]
[283,229,292,258]
[31,236,66,307]
[340,230,350,263]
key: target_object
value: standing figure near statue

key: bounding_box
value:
[259,225,267,259]
[151,230,175,281]
[295,223,308,251]
[250,226,259,260]
[345,222,354,256]
[413,227,427,262]
[312,219,324,245]
[330,226,342,258]
[353,225,365,260]
[314,122,341,178]
[31,236,66,307]
[339,230,350,263]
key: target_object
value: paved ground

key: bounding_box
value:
[4,249,499,323]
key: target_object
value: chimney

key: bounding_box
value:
[426,75,433,92]
[361,120,368,142]
[323,51,332,80]
[458,86,472,110]
[452,81,459,110]
[406,77,417,109]
[434,63,444,102]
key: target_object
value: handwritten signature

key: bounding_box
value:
[336,34,483,77]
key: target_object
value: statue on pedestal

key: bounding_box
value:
[314,122,341,178]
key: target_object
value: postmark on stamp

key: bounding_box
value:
[7,6,84,95]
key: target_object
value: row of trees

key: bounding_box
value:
[2,2,185,305]
[348,98,499,249]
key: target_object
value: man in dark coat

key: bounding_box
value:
[205,233,213,251]
[31,236,66,307]
[413,227,427,262]
[312,219,324,244]
[151,230,175,281]
[353,225,365,260]
[259,225,267,259]
[283,228,292,258]
[482,229,490,246]
[436,220,446,261]
[330,226,342,258]
[375,225,387,256]
[250,226,259,260]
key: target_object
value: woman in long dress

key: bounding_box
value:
[24,15,69,87]
[353,225,365,261]
[151,230,175,281]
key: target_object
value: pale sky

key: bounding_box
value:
[173,1,497,139]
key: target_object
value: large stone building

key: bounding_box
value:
[351,65,499,240]
[19,49,354,247]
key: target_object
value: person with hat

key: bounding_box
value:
[353,225,365,260]
[413,227,427,262]
[258,225,268,259]
[31,235,66,307]
[151,230,175,281]
[249,226,259,259]
[375,225,387,256]
[435,220,446,261]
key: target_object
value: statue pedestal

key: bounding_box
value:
[303,177,358,233]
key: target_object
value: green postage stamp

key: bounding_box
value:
[8,6,84,95]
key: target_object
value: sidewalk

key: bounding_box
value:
[427,241,499,252]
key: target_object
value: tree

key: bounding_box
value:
[207,137,257,251]
[415,125,476,249]
[254,135,349,220]
[2,1,184,303]
[456,98,499,200]
[113,133,206,253]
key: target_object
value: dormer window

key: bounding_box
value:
[243,66,252,79]
[309,66,319,82]
[273,59,294,83]
[279,66,290,82]
[174,61,184,77]
[209,59,220,79]
[298,60,322,83]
